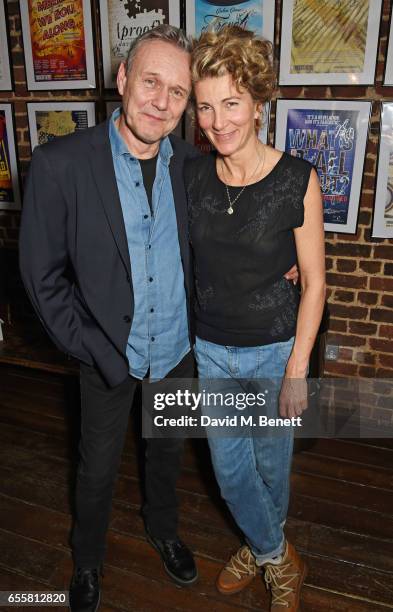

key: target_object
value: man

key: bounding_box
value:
[20,26,197,612]
[20,25,297,612]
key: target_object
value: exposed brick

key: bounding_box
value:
[302,86,329,98]
[370,308,393,323]
[359,366,377,378]
[326,272,368,289]
[381,294,393,308]
[324,361,358,376]
[359,210,373,225]
[374,245,393,260]
[326,333,367,347]
[336,259,357,273]
[334,290,355,303]
[370,277,393,292]
[358,291,379,305]
[349,322,377,335]
[379,354,393,368]
[325,243,371,258]
[377,395,393,409]
[328,318,347,332]
[379,325,393,339]
[384,263,393,276]
[370,338,393,353]
[325,257,334,271]
[339,348,354,361]
[13,66,25,82]
[359,260,382,274]
[377,368,393,377]
[354,351,376,365]
[329,303,368,320]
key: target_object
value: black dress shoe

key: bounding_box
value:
[147,534,198,586]
[69,567,101,612]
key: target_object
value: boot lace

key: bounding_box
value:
[264,561,298,607]
[225,546,258,580]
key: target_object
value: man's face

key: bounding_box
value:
[117,40,191,147]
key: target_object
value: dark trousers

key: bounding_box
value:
[71,351,195,567]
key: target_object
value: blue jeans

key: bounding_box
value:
[194,336,294,563]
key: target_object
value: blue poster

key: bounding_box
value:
[195,0,264,37]
[285,109,358,225]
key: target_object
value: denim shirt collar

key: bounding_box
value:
[109,107,173,166]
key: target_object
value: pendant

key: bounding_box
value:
[227,206,234,215]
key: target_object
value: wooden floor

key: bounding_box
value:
[0,364,392,612]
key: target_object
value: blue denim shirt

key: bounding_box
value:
[109,108,190,379]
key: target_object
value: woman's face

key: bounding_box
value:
[194,72,260,157]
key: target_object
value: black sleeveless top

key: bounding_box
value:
[184,151,313,346]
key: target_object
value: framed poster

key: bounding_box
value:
[27,102,96,149]
[99,0,181,89]
[385,14,393,85]
[185,0,275,41]
[372,102,393,238]
[279,0,382,86]
[0,105,21,211]
[275,99,371,234]
[20,0,96,90]
[185,102,271,151]
[0,0,12,90]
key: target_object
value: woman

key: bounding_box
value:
[184,26,326,611]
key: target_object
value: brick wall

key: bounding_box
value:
[0,0,392,378]
[273,0,393,380]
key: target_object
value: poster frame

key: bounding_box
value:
[384,8,393,85]
[27,101,96,150]
[0,104,21,211]
[371,101,393,238]
[275,98,371,234]
[99,0,181,89]
[279,0,383,86]
[20,0,96,90]
[185,0,275,41]
[0,0,12,91]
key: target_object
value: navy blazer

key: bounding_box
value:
[19,119,198,387]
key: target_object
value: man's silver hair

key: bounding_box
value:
[125,25,192,73]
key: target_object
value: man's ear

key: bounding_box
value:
[117,62,127,97]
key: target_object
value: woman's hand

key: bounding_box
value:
[279,375,308,419]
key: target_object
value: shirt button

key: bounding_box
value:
[144,214,149,219]
[148,245,151,249]
[151,337,155,342]
[135,182,140,187]
[150,308,154,313]
[149,277,153,282]
[123,315,131,323]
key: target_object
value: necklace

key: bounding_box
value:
[221,145,265,215]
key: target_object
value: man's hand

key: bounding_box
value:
[284,264,299,285]
[279,377,308,419]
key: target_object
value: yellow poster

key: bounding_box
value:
[28,0,87,81]
[290,0,369,74]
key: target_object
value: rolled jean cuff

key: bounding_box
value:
[250,534,285,566]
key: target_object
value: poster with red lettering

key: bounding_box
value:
[20,0,96,90]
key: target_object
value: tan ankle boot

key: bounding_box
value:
[263,541,307,611]
[216,545,259,595]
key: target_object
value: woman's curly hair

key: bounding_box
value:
[191,26,276,130]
